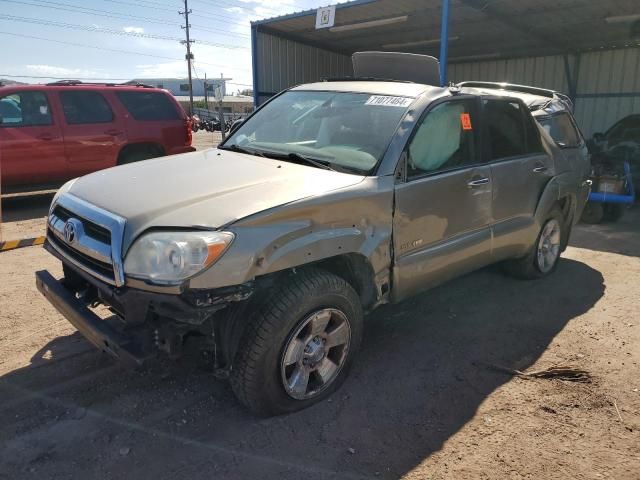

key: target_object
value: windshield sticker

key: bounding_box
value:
[461,113,473,130]
[365,95,413,107]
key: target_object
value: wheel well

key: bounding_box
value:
[311,254,379,309]
[117,143,165,164]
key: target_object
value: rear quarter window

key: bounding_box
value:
[115,91,181,121]
[538,112,581,147]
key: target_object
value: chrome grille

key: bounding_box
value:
[47,193,126,286]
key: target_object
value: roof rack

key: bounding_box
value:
[457,81,573,111]
[322,76,414,84]
[45,80,154,88]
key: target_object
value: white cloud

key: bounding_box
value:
[123,26,144,34]
[25,64,104,78]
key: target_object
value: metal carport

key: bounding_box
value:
[251,0,640,136]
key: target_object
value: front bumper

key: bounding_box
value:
[37,240,255,366]
[36,270,150,367]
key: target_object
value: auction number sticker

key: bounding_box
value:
[365,95,413,107]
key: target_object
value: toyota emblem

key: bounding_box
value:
[63,220,77,244]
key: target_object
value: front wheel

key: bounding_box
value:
[230,268,363,416]
[504,208,566,279]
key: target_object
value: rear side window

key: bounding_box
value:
[115,91,180,121]
[484,99,527,160]
[538,112,581,147]
[0,91,52,127]
[60,91,113,124]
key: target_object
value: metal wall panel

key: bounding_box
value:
[255,30,352,105]
[449,55,569,92]
[572,48,640,136]
[449,48,640,136]
[255,31,640,138]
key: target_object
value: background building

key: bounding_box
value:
[250,0,640,138]
[131,77,229,98]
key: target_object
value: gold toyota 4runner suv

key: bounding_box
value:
[36,53,591,415]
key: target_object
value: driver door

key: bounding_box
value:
[392,97,493,302]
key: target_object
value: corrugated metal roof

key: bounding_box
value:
[254,0,640,60]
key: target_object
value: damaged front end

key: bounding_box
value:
[36,241,256,371]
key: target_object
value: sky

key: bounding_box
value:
[0,0,332,93]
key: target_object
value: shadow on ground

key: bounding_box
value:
[0,258,604,479]
[571,205,640,257]
[1,192,54,223]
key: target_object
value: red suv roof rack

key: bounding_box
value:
[45,80,153,88]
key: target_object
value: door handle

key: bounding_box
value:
[467,177,490,188]
[104,129,123,136]
[533,166,548,173]
[37,133,54,141]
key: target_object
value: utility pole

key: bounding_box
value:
[203,72,208,110]
[217,72,226,140]
[179,0,194,115]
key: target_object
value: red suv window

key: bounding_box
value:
[115,91,180,121]
[60,91,113,124]
[0,91,52,127]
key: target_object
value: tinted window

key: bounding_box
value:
[484,99,527,160]
[607,116,640,144]
[115,91,180,121]
[538,112,580,147]
[60,91,113,124]
[407,99,478,177]
[0,91,52,127]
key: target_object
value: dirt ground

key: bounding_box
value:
[0,155,638,478]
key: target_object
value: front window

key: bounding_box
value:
[0,91,52,127]
[222,90,413,174]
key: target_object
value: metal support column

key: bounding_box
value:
[251,24,259,109]
[439,0,451,86]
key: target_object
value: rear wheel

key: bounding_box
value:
[580,202,604,224]
[118,145,164,165]
[603,204,625,222]
[504,208,565,279]
[230,268,362,416]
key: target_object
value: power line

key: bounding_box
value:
[0,14,249,49]
[99,0,253,27]
[0,73,253,87]
[0,0,250,38]
[0,31,251,71]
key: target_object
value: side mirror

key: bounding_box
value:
[229,118,244,135]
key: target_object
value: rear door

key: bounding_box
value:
[0,90,67,189]
[484,98,553,260]
[58,89,126,176]
[114,90,186,153]
[392,97,493,301]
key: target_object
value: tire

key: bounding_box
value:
[504,207,565,280]
[603,204,625,222]
[118,146,163,165]
[580,202,604,224]
[230,268,363,416]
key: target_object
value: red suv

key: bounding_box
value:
[0,81,194,192]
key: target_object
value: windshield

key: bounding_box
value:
[222,90,413,174]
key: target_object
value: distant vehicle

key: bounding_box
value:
[0,81,195,192]
[588,114,640,193]
[37,54,591,416]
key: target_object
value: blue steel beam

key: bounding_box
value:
[439,0,450,86]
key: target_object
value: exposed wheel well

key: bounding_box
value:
[311,253,380,309]
[117,143,165,165]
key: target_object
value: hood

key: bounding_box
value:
[67,148,364,249]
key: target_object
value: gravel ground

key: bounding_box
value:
[0,156,638,478]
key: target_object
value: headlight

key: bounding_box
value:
[124,231,234,285]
